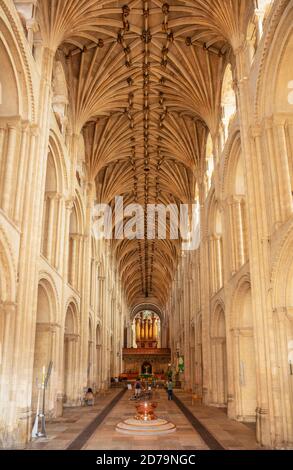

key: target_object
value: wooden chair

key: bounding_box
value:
[191,393,201,405]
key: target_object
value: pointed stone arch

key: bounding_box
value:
[255,0,293,120]
[0,3,35,120]
[231,276,257,422]
[270,229,293,444]
[63,300,80,406]
[210,301,228,408]
[0,227,17,303]
[31,277,59,414]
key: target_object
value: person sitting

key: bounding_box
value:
[84,388,94,406]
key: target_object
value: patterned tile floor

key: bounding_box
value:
[173,391,262,450]
[26,389,122,450]
[83,390,209,450]
[24,388,261,450]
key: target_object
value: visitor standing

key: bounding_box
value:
[167,380,173,401]
[135,378,142,398]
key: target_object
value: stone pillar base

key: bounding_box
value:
[0,408,32,449]
[256,407,271,447]
[56,393,65,417]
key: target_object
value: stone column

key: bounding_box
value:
[126,321,132,348]
[77,235,83,293]
[70,235,78,288]
[215,235,223,291]
[14,121,29,222]
[211,338,218,404]
[8,46,56,448]
[54,195,63,270]
[49,322,62,418]
[63,199,74,280]
[183,271,192,391]
[0,125,5,158]
[273,307,293,446]
[87,340,94,386]
[233,196,246,269]
[0,302,17,420]
[274,117,293,221]
[209,235,216,294]
[2,123,18,214]
[217,338,227,406]
[235,44,277,447]
[99,276,108,389]
[46,193,57,263]
[229,328,241,420]
[96,343,102,389]
[79,192,93,391]
[64,335,73,404]
[199,181,212,403]
[265,119,282,227]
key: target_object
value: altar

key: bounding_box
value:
[122,347,171,379]
[122,310,171,379]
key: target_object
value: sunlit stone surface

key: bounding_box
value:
[0,0,292,450]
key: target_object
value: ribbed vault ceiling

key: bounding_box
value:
[38,0,253,308]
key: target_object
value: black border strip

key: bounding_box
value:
[172,393,225,450]
[66,388,127,450]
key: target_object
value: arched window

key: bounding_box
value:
[0,40,19,116]
[52,61,68,135]
[13,1,37,50]
[255,0,274,39]
[205,133,214,195]
[209,202,224,294]
[246,18,258,64]
[76,134,87,188]
[68,202,82,291]
[64,302,79,404]
[41,151,58,265]
[221,65,236,145]
[229,143,248,274]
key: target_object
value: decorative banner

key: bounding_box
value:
[178,356,184,373]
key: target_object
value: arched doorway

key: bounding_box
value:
[233,282,257,422]
[272,235,293,445]
[63,302,78,406]
[220,64,236,146]
[0,235,17,432]
[211,304,228,407]
[32,281,55,414]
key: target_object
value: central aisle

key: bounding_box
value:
[82,390,209,450]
